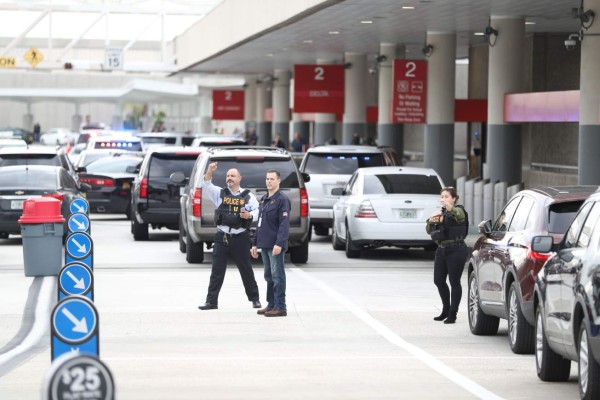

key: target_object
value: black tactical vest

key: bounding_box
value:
[442,205,469,240]
[214,188,252,229]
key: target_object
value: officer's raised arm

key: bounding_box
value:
[201,162,221,205]
[204,162,218,182]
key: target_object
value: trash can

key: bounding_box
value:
[18,197,65,277]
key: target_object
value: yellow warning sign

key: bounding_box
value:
[24,47,43,68]
[0,57,16,68]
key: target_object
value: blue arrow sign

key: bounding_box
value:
[65,232,92,260]
[58,263,93,300]
[67,213,90,234]
[52,297,98,344]
[69,198,89,215]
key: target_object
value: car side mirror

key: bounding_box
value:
[301,172,310,183]
[79,183,91,193]
[76,166,87,173]
[331,187,345,196]
[479,219,492,235]
[531,235,553,253]
[170,171,186,184]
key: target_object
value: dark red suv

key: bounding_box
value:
[467,186,596,354]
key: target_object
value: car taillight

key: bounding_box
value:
[80,177,114,187]
[193,187,202,217]
[140,177,148,199]
[527,246,551,262]
[43,192,64,202]
[300,188,309,217]
[355,201,377,218]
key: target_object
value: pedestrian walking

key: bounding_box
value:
[251,169,290,317]
[425,186,469,324]
[198,162,262,310]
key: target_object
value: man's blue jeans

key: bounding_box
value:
[261,249,286,310]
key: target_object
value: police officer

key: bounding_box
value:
[425,186,469,324]
[251,169,290,317]
[198,162,261,310]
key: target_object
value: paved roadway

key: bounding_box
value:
[0,214,580,399]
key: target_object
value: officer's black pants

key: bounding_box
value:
[206,231,259,305]
[433,245,469,314]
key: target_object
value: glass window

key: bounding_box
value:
[149,154,198,179]
[547,201,585,234]
[0,153,61,167]
[0,169,57,189]
[208,158,299,189]
[302,153,386,175]
[564,202,593,248]
[508,196,535,232]
[577,203,600,248]
[85,157,142,173]
[362,174,442,195]
[493,197,521,232]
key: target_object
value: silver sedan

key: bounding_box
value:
[331,166,444,258]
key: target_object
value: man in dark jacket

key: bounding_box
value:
[251,169,290,317]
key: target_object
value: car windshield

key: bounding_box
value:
[149,154,198,178]
[85,157,142,173]
[0,169,57,189]
[209,158,299,189]
[363,174,441,194]
[0,153,60,167]
[547,201,585,234]
[303,153,385,174]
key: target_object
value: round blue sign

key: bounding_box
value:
[59,263,93,296]
[65,232,92,259]
[69,198,89,215]
[52,297,98,344]
[67,213,90,234]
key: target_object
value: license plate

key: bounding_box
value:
[398,209,416,219]
[11,200,24,210]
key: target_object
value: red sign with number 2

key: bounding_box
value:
[392,60,427,124]
[294,65,344,114]
[213,90,244,120]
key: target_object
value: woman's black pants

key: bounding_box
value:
[433,245,469,313]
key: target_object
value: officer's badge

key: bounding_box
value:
[240,199,245,205]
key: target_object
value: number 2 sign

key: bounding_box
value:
[294,65,344,113]
[392,60,427,123]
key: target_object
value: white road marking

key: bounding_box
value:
[291,267,505,400]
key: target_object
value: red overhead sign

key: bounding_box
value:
[294,64,344,114]
[392,60,427,123]
[212,90,244,120]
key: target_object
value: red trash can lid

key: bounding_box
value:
[18,197,65,224]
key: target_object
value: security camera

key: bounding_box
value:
[564,38,577,50]
[368,67,376,75]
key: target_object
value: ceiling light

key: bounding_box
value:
[525,21,536,25]
[329,31,340,35]
[303,39,313,43]
[361,20,373,24]
[402,6,415,10]
[265,53,274,57]
[473,32,484,36]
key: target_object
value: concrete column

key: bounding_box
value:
[579,0,600,184]
[378,43,405,155]
[366,63,378,142]
[111,103,123,130]
[23,103,33,132]
[315,59,337,145]
[244,76,257,134]
[292,113,310,148]
[256,76,272,146]
[424,33,456,186]
[272,69,291,148]
[343,53,367,144]
[487,17,525,185]
[197,95,212,133]
[72,103,82,132]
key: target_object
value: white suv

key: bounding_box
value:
[299,145,398,236]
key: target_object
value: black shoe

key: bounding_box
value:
[198,302,218,310]
[444,312,457,324]
[433,309,449,321]
[257,306,274,315]
[252,300,261,309]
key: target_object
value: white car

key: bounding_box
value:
[40,128,74,145]
[331,166,445,258]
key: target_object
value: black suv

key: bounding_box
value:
[130,147,203,240]
[0,146,79,185]
[179,147,310,264]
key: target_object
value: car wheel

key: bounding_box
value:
[289,236,309,263]
[131,217,149,241]
[508,282,535,354]
[313,224,329,236]
[344,224,360,259]
[331,220,344,251]
[535,305,571,381]
[178,215,186,254]
[186,240,204,263]
[579,320,600,399]
[468,272,500,335]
